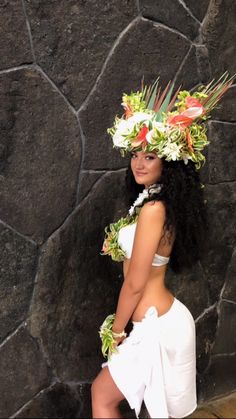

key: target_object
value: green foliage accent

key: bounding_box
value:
[99,314,117,359]
[101,215,138,262]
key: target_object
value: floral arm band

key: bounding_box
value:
[99,313,127,359]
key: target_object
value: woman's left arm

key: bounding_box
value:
[112,201,166,334]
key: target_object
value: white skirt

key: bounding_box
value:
[102,298,197,419]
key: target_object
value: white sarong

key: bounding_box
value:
[102,298,197,418]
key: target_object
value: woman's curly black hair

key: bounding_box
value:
[126,159,208,273]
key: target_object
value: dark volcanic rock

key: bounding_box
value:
[184,0,210,22]
[0,0,32,70]
[14,382,80,418]
[0,222,38,343]
[204,183,236,247]
[213,300,236,355]
[223,248,236,302]
[28,171,127,381]
[140,0,200,40]
[199,354,236,401]
[196,307,218,374]
[79,17,190,170]
[77,170,106,203]
[166,262,209,320]
[76,383,92,419]
[202,0,236,76]
[207,122,236,183]
[24,0,138,108]
[0,327,51,418]
[211,86,236,123]
[200,245,233,304]
[0,68,81,244]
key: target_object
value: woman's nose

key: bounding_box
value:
[136,157,144,168]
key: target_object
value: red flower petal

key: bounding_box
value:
[137,125,149,140]
[185,96,203,108]
[167,114,193,128]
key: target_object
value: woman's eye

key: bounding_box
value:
[131,153,137,159]
[145,155,155,160]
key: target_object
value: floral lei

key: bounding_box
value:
[107,73,233,169]
[101,184,162,262]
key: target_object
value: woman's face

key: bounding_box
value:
[130,151,163,187]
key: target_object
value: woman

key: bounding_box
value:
[91,75,232,419]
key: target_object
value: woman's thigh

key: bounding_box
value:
[92,366,125,406]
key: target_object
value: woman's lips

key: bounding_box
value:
[135,171,147,176]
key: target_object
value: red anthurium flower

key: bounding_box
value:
[167,114,193,129]
[181,106,204,119]
[132,125,149,147]
[185,96,203,108]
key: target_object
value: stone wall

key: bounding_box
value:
[0,0,235,417]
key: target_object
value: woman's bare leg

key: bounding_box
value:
[91,366,125,418]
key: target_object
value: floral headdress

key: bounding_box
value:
[107,73,233,169]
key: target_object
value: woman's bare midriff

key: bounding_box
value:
[123,251,175,322]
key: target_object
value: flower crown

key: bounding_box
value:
[107,73,233,169]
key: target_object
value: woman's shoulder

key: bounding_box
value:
[138,200,166,225]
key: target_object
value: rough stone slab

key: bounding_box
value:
[200,354,236,400]
[213,300,236,355]
[174,46,201,90]
[0,222,38,343]
[24,0,138,108]
[207,122,236,183]
[184,0,210,22]
[202,0,236,76]
[14,382,80,418]
[77,170,106,203]
[200,244,233,303]
[0,326,51,418]
[196,307,218,374]
[166,262,209,320]
[204,183,236,248]
[79,17,190,170]
[139,0,200,40]
[0,68,81,244]
[223,248,236,302]
[211,86,236,123]
[76,383,92,419]
[0,0,32,70]
[28,170,128,381]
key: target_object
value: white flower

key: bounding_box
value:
[152,121,166,132]
[129,189,149,216]
[162,141,181,161]
[128,111,153,124]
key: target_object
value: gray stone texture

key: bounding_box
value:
[0,0,235,416]
[14,383,81,418]
[213,300,236,355]
[207,122,236,183]
[140,0,200,40]
[0,0,32,70]
[0,68,81,244]
[184,0,210,22]
[24,0,138,108]
[0,326,51,417]
[0,222,38,343]
[202,0,236,76]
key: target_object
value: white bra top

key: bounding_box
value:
[118,223,170,267]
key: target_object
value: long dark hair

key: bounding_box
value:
[125,159,208,273]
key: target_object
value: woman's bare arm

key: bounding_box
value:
[112,201,166,334]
